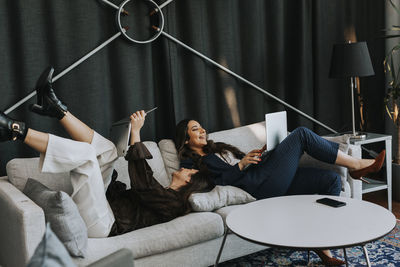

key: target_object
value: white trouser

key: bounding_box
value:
[39,132,118,238]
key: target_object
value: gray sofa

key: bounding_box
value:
[0,122,362,267]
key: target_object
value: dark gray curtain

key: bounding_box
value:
[0,0,386,175]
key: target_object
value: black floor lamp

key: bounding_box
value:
[329,41,375,139]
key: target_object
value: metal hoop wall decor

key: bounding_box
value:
[117,0,164,44]
[4,0,337,135]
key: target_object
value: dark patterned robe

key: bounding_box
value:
[107,142,189,236]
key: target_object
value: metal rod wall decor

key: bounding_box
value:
[99,0,129,14]
[4,0,163,115]
[154,27,337,134]
[4,0,338,135]
[5,30,125,115]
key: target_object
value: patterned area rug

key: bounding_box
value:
[218,220,400,266]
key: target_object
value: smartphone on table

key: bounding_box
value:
[316,197,346,208]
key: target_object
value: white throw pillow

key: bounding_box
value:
[189,185,256,212]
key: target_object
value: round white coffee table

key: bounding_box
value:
[215,195,396,266]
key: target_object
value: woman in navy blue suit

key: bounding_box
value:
[175,119,385,266]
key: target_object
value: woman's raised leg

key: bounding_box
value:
[30,66,93,143]
[37,134,115,238]
[59,112,118,188]
[23,129,49,153]
[286,167,342,196]
[250,127,339,199]
[60,112,94,144]
[0,109,115,237]
[24,67,116,237]
[31,66,118,188]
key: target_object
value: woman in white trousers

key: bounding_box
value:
[1,82,118,237]
[0,67,213,237]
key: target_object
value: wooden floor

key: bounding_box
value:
[363,190,400,219]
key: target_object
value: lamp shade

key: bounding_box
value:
[329,41,375,78]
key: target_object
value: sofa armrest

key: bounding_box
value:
[347,177,363,199]
[0,177,46,267]
[348,144,362,158]
[339,180,351,198]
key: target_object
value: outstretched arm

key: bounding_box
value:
[130,110,145,145]
[126,110,163,191]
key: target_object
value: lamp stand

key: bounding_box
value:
[350,77,366,140]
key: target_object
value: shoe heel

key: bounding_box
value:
[360,177,370,184]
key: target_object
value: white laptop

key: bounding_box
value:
[109,118,131,157]
[265,111,287,151]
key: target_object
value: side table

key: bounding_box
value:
[349,133,392,212]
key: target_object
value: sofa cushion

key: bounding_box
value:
[23,178,88,257]
[208,122,266,153]
[113,141,170,189]
[112,158,131,188]
[214,205,244,230]
[189,185,256,212]
[158,139,180,180]
[143,141,170,188]
[7,158,73,195]
[27,223,75,267]
[74,212,224,264]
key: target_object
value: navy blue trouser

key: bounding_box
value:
[248,127,342,199]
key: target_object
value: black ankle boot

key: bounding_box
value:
[30,66,68,120]
[0,112,27,141]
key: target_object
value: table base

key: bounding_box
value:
[214,231,372,267]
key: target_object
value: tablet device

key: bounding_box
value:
[109,119,131,157]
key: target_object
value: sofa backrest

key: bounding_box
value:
[207,122,266,153]
[6,141,170,193]
[158,139,180,182]
[7,157,73,194]
[114,141,170,189]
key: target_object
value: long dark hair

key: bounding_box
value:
[175,119,245,168]
[177,167,215,213]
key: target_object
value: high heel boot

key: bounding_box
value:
[0,111,27,141]
[30,66,68,120]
